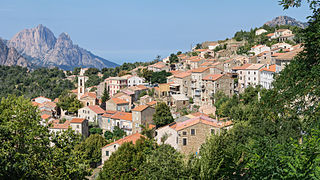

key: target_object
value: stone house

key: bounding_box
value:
[70,118,89,137]
[170,71,192,97]
[79,92,98,107]
[78,105,105,123]
[170,94,189,110]
[201,74,234,106]
[99,111,117,133]
[110,111,133,135]
[105,98,130,112]
[275,48,303,73]
[101,133,144,163]
[155,115,233,155]
[191,67,211,105]
[131,105,155,133]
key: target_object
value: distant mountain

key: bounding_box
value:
[7,24,118,70]
[265,16,308,28]
[0,38,29,67]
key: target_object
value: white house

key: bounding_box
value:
[232,64,265,93]
[255,29,267,36]
[78,105,105,123]
[249,45,271,56]
[121,75,145,87]
[260,64,276,89]
[32,96,52,104]
[207,42,220,50]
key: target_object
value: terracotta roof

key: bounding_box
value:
[102,133,144,148]
[42,101,57,108]
[105,110,117,114]
[146,101,157,106]
[208,42,219,46]
[257,51,270,57]
[32,102,41,107]
[266,33,274,37]
[271,53,285,57]
[111,111,132,121]
[175,115,232,131]
[232,64,252,70]
[132,105,149,112]
[202,74,224,81]
[54,98,59,103]
[80,92,96,99]
[174,72,191,78]
[260,64,276,72]
[195,49,208,52]
[71,118,86,123]
[111,97,129,105]
[192,67,209,73]
[71,89,78,94]
[41,114,51,120]
[102,113,113,118]
[88,105,105,114]
[148,124,156,129]
[136,85,148,90]
[190,112,209,117]
[169,70,183,75]
[275,48,303,61]
[49,119,70,129]
[200,61,214,66]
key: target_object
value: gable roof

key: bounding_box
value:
[275,48,303,61]
[174,72,191,78]
[111,97,129,105]
[80,92,97,99]
[260,64,276,72]
[192,67,209,73]
[87,105,105,114]
[175,115,232,131]
[102,133,144,148]
[70,118,86,123]
[41,114,51,120]
[111,111,132,121]
[132,105,149,112]
[202,74,224,81]
[146,101,157,106]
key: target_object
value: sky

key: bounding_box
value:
[0,0,311,65]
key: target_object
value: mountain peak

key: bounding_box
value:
[264,16,308,28]
[6,25,118,70]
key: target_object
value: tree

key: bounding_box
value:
[0,95,52,179]
[98,138,156,179]
[89,127,103,135]
[153,102,174,128]
[57,91,83,115]
[75,134,107,168]
[104,130,113,140]
[101,85,110,103]
[113,126,126,139]
[138,144,187,179]
[169,53,179,64]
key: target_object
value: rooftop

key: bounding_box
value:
[102,133,144,148]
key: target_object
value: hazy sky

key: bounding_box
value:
[0,0,311,65]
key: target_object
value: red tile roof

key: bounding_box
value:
[102,133,144,148]
[260,64,276,72]
[174,72,191,78]
[111,97,129,105]
[132,105,149,112]
[111,111,132,121]
[192,67,209,73]
[88,105,105,114]
[70,118,86,123]
[146,101,157,106]
[175,115,232,131]
[80,92,97,99]
[41,114,51,120]
[202,74,224,81]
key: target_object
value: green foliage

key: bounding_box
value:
[113,126,126,139]
[169,53,179,64]
[89,127,103,135]
[104,130,113,140]
[98,138,157,179]
[0,66,75,100]
[138,144,187,179]
[0,95,90,179]
[85,74,102,88]
[73,67,81,75]
[75,134,107,168]
[150,71,172,84]
[101,85,110,103]
[138,91,147,99]
[57,91,83,114]
[153,102,174,128]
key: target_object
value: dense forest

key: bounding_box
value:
[0,66,74,100]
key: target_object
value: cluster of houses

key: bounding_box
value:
[31,27,303,167]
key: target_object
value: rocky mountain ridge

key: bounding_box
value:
[265,16,308,28]
[6,25,118,70]
[0,38,29,67]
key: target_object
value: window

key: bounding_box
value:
[248,77,250,80]
[105,151,109,156]
[191,129,195,136]
[240,71,242,74]
[114,145,117,149]
[77,125,79,129]
[182,138,187,146]
[254,77,256,81]
[248,72,250,74]
[182,131,187,136]
[254,72,256,75]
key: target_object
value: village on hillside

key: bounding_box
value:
[31,26,303,171]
